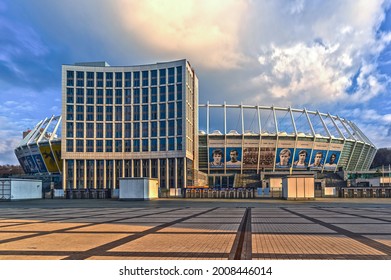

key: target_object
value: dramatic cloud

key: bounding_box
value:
[245,0,391,108]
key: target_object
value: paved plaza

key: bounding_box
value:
[0,198,391,260]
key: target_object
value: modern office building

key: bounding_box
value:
[14,59,379,196]
[61,60,198,191]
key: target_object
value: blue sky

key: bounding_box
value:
[1,0,391,165]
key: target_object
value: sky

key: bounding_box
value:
[1,0,391,165]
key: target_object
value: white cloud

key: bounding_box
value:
[115,0,249,69]
[242,0,391,109]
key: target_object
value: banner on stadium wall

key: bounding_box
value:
[275,147,294,168]
[226,147,242,168]
[259,147,275,168]
[309,149,326,170]
[29,144,48,173]
[15,148,28,173]
[323,150,341,171]
[51,142,63,171]
[292,148,312,168]
[243,147,259,168]
[209,147,225,168]
[39,145,60,173]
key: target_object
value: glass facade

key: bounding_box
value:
[62,60,198,190]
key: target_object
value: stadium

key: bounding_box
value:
[13,59,381,198]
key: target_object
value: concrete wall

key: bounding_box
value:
[119,178,159,200]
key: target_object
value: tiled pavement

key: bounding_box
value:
[0,199,391,260]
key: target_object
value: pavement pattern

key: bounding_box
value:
[0,199,391,260]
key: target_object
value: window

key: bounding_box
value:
[151,121,157,137]
[142,70,149,87]
[66,105,74,121]
[159,121,166,136]
[159,138,166,151]
[151,104,157,120]
[159,86,166,102]
[96,140,103,152]
[133,71,140,87]
[66,122,73,137]
[124,72,131,87]
[168,85,175,101]
[151,139,157,151]
[168,120,175,136]
[125,89,131,104]
[87,72,94,87]
[151,70,157,86]
[142,122,148,137]
[134,88,140,104]
[115,106,122,121]
[76,105,84,121]
[159,103,166,119]
[86,123,94,138]
[142,139,148,152]
[177,84,182,100]
[124,140,131,152]
[168,67,175,84]
[106,106,113,121]
[115,72,122,87]
[177,102,182,117]
[67,71,74,86]
[159,69,166,84]
[168,137,175,151]
[86,140,94,152]
[176,66,182,83]
[76,122,84,138]
[76,71,84,87]
[76,139,83,152]
[106,123,113,138]
[133,122,140,138]
[133,105,140,121]
[86,89,94,104]
[96,89,103,104]
[66,140,73,152]
[124,106,131,121]
[106,72,113,87]
[96,123,103,138]
[151,87,157,103]
[142,88,149,103]
[115,123,122,138]
[66,88,74,103]
[177,137,182,150]
[115,89,122,104]
[96,106,103,121]
[115,140,122,152]
[105,140,113,152]
[124,123,131,138]
[133,139,140,152]
[76,88,84,104]
[142,105,149,120]
[168,102,175,118]
[106,89,113,104]
[86,106,94,121]
[177,119,182,135]
[96,72,104,87]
